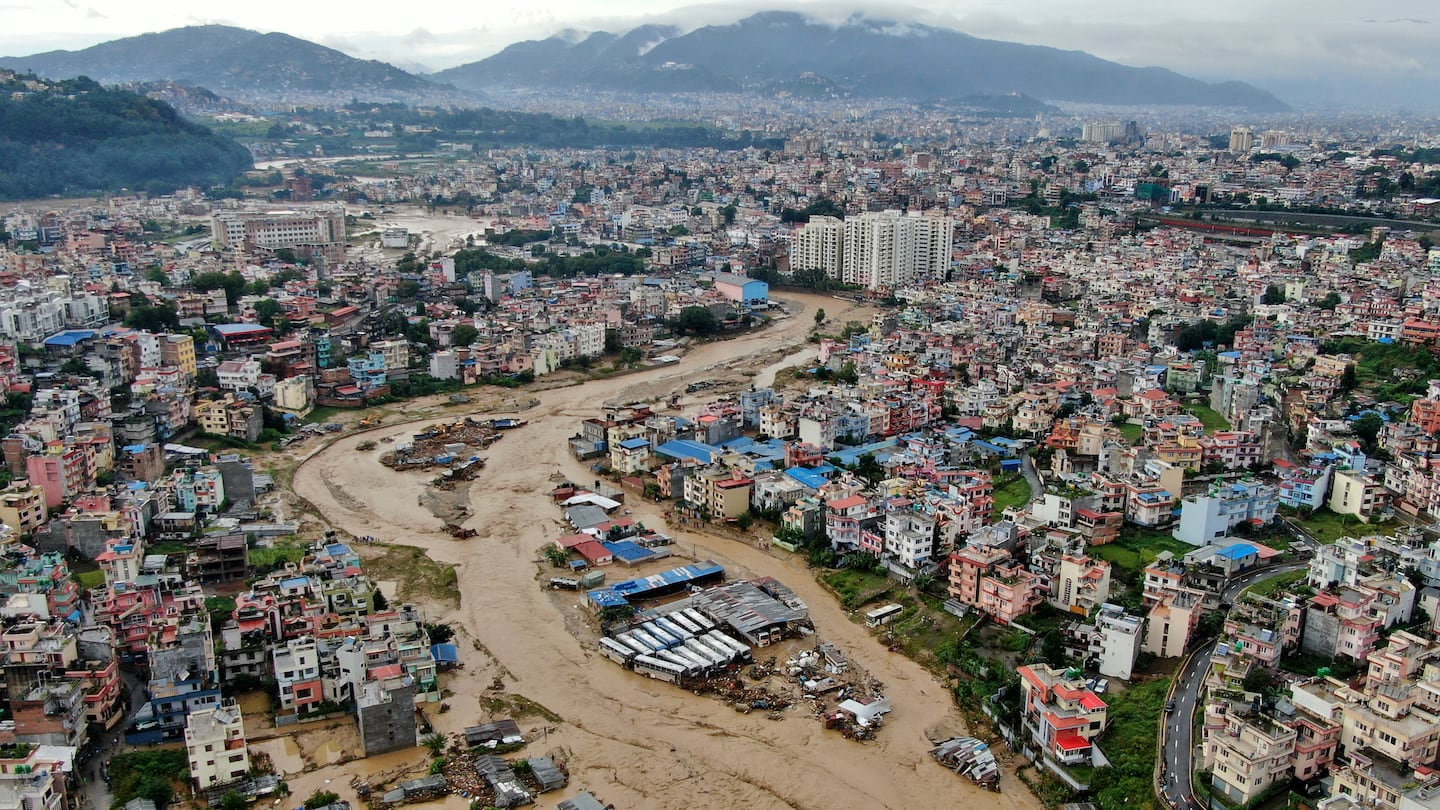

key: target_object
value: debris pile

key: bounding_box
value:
[381,418,512,471]
[930,737,1001,790]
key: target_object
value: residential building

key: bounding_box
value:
[184,701,250,790]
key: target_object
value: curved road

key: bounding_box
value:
[1158,560,1309,810]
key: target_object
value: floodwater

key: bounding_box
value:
[293,293,1041,810]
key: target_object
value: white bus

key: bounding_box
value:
[634,654,689,683]
[598,637,636,665]
[653,617,693,641]
[683,639,728,668]
[865,604,905,628]
[707,631,752,661]
[630,628,669,651]
[616,634,653,656]
[671,646,712,671]
[682,608,715,632]
[668,612,703,635]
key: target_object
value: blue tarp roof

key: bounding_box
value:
[1215,543,1259,560]
[431,643,460,663]
[602,540,653,562]
[654,439,718,464]
[588,590,630,608]
[43,330,96,347]
[784,466,831,490]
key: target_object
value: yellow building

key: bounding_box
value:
[0,481,48,533]
[162,334,197,378]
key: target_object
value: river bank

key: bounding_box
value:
[286,292,1042,810]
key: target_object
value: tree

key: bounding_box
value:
[1262,284,1286,305]
[1340,364,1357,392]
[452,324,479,347]
[672,306,719,335]
[145,266,170,285]
[1352,412,1385,450]
[1040,629,1067,667]
[1318,291,1343,310]
[424,623,455,645]
[854,453,885,484]
[422,733,447,756]
[124,302,180,332]
[253,298,283,328]
[220,792,248,810]
[604,328,623,354]
[191,270,248,306]
[814,307,827,326]
[304,791,340,810]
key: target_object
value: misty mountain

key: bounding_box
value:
[0,25,466,105]
[436,11,1286,111]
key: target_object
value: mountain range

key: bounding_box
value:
[0,13,1285,111]
[0,25,466,105]
[435,12,1286,110]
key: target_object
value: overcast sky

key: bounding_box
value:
[2,0,1436,104]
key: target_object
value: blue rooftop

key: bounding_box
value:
[1215,543,1258,560]
[784,466,832,490]
[617,437,651,450]
[431,643,460,663]
[654,439,718,464]
[43,330,96,347]
[602,540,653,563]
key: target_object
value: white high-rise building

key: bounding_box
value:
[790,215,845,280]
[842,211,954,290]
[1228,126,1255,154]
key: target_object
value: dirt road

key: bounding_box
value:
[291,293,1039,810]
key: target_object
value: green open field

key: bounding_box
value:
[1090,529,1194,573]
[1183,404,1231,431]
[1293,507,1401,544]
[991,473,1035,518]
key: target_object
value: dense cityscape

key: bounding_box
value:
[0,7,1438,810]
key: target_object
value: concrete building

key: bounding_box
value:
[211,206,346,263]
[842,210,954,290]
[1173,480,1278,546]
[1091,603,1143,680]
[790,216,845,279]
[1017,664,1109,767]
[1204,710,1296,805]
[184,700,250,790]
[357,677,417,756]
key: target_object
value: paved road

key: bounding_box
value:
[1021,455,1044,501]
[1158,561,1309,810]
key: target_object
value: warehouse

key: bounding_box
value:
[710,273,769,309]
[687,580,809,646]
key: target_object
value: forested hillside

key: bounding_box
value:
[0,72,252,199]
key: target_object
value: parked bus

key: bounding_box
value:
[668,611,702,635]
[642,625,681,648]
[671,646,712,671]
[707,631,753,661]
[656,649,698,673]
[598,637,636,665]
[692,636,735,664]
[630,628,669,651]
[633,655,688,683]
[683,639,728,668]
[682,608,715,632]
[615,634,653,657]
[865,603,904,628]
[653,617,693,641]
